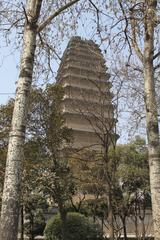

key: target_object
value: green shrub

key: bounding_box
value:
[44,212,104,240]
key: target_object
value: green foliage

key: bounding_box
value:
[115,138,149,192]
[28,84,72,148]
[84,198,108,219]
[27,84,74,210]
[0,84,74,235]
[44,212,104,240]
[112,137,150,219]
[24,193,48,238]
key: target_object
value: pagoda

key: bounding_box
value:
[56,37,116,150]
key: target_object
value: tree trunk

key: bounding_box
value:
[108,192,114,240]
[121,216,127,240]
[93,202,97,223]
[140,218,145,240]
[134,209,138,240]
[101,216,104,231]
[20,204,24,240]
[0,1,42,240]
[139,201,146,240]
[134,197,139,240]
[59,207,67,240]
[143,1,160,239]
[30,214,34,240]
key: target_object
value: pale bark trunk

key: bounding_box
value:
[143,1,160,239]
[0,1,42,240]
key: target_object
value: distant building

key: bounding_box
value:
[56,36,116,150]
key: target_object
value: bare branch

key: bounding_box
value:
[154,63,160,71]
[153,51,160,60]
[118,0,133,63]
[38,33,62,60]
[129,7,143,63]
[89,0,100,33]
[126,64,143,73]
[21,2,29,24]
[37,0,80,33]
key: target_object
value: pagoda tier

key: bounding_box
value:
[56,36,116,150]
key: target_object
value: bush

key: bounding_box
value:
[44,212,104,240]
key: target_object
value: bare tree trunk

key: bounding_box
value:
[20,204,24,240]
[143,1,160,239]
[128,0,160,238]
[133,195,139,240]
[139,201,146,240]
[141,218,145,240]
[0,1,42,239]
[121,216,127,240]
[108,192,114,240]
[101,216,104,231]
[134,208,138,240]
[30,213,34,240]
[59,203,67,240]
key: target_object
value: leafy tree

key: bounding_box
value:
[69,148,119,237]
[0,98,48,240]
[24,193,48,240]
[44,212,104,240]
[112,138,150,240]
[28,85,73,211]
[0,84,74,240]
[69,137,150,239]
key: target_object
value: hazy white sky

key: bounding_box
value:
[0,26,91,105]
[0,3,109,104]
[0,48,18,104]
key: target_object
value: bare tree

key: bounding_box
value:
[64,59,118,239]
[114,1,160,238]
[84,1,160,238]
[0,1,81,239]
